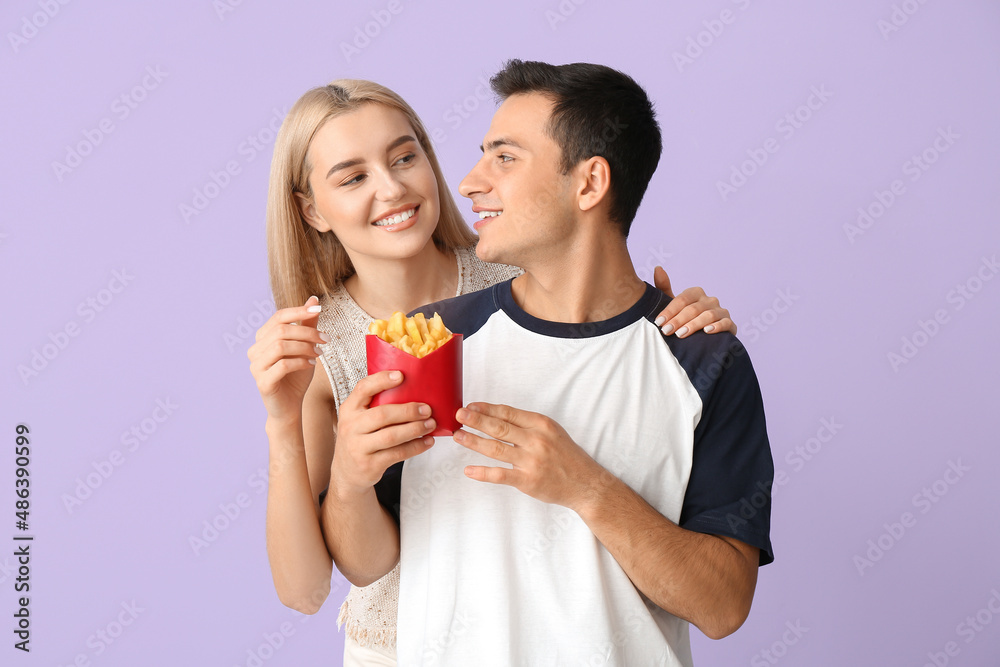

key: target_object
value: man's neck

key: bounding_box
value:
[510,232,646,324]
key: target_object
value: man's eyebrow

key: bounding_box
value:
[326,135,418,178]
[480,137,525,153]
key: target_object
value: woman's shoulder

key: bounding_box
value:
[313,281,371,414]
[316,281,372,335]
[455,243,522,296]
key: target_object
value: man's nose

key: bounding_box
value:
[459,156,488,199]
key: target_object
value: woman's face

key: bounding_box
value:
[299,104,441,264]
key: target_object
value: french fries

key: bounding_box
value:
[369,311,453,358]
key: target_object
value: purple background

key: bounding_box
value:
[2,0,999,665]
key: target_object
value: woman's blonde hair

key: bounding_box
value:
[265,79,477,310]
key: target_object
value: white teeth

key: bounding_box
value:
[374,208,415,226]
[478,210,502,219]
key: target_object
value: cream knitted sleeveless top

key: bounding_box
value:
[314,244,521,651]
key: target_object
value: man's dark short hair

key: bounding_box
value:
[489,59,662,237]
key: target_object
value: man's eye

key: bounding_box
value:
[499,154,514,163]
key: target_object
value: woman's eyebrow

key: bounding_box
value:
[326,134,418,179]
[386,134,417,152]
[327,158,363,179]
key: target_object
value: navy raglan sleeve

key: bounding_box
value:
[675,333,775,566]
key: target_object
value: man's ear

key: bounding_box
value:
[576,156,611,213]
[296,191,330,233]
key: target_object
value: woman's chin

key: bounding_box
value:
[370,230,438,259]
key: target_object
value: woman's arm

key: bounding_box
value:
[253,297,400,614]
[263,369,336,614]
[312,369,402,589]
[263,340,419,611]
[318,370,437,587]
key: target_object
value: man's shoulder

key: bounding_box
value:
[408,280,508,338]
[657,323,758,397]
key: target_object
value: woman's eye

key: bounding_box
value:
[395,153,416,166]
[342,174,366,186]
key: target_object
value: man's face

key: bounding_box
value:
[459,92,578,268]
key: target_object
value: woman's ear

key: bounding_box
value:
[295,191,330,233]
[577,156,611,213]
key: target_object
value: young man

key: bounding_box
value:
[382,60,774,665]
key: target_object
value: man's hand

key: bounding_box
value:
[453,403,604,511]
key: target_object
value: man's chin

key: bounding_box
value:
[474,240,502,265]
[476,235,528,269]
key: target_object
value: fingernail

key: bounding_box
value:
[654,316,665,327]
[423,419,436,429]
[456,408,469,421]
[308,358,316,365]
[314,344,323,355]
[307,305,322,313]
[419,405,431,416]
[661,324,674,335]
[308,295,319,303]
[423,436,435,446]
[390,371,402,381]
[319,332,332,343]
[453,430,465,441]
[705,325,715,333]
[676,326,689,337]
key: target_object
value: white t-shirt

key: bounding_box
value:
[375,279,774,666]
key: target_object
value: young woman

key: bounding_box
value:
[248,79,737,666]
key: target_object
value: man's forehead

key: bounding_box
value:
[481,92,555,149]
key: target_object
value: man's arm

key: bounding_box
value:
[576,468,759,639]
[454,401,766,639]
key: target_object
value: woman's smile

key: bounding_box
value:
[372,204,420,231]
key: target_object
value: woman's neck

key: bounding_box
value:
[343,242,459,320]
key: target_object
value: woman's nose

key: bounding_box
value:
[375,169,406,201]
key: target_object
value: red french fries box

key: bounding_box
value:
[365,333,463,436]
